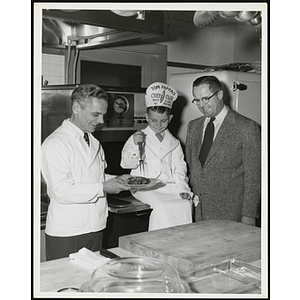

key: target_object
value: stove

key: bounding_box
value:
[107,192,151,214]
[103,192,152,248]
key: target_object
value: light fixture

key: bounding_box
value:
[193,11,219,27]
[111,10,145,20]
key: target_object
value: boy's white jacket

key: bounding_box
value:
[121,126,192,196]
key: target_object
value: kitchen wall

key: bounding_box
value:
[168,24,260,64]
[161,22,261,80]
[78,44,167,88]
[42,53,65,85]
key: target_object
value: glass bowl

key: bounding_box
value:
[80,257,190,293]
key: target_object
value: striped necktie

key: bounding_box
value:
[155,133,164,142]
[199,117,215,166]
[83,132,90,146]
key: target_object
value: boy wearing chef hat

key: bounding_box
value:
[121,82,194,231]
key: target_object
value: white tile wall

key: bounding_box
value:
[42,53,65,85]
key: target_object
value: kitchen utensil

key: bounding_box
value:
[100,249,120,259]
[79,257,190,293]
[137,141,145,175]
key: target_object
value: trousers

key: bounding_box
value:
[45,230,103,261]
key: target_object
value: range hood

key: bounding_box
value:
[42,9,164,50]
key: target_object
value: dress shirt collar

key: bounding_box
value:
[202,106,229,141]
[145,126,166,138]
[204,105,228,124]
[214,105,229,125]
[64,119,86,138]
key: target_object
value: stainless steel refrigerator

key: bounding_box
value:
[169,70,261,144]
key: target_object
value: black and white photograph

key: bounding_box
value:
[31,2,271,298]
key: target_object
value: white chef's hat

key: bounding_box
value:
[145,82,178,109]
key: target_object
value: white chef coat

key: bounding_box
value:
[121,126,193,230]
[41,119,108,237]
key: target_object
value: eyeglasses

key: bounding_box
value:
[192,90,220,105]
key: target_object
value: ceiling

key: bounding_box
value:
[165,11,261,28]
[42,10,261,50]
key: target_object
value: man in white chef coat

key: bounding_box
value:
[41,84,130,260]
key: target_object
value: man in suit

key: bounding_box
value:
[185,76,261,226]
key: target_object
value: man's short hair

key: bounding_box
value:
[193,76,222,93]
[71,84,108,107]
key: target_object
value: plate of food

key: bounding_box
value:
[120,176,165,190]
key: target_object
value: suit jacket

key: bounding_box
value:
[185,108,261,222]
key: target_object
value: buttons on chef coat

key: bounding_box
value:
[201,174,205,178]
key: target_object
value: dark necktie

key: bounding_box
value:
[199,117,215,166]
[155,133,164,142]
[83,132,90,146]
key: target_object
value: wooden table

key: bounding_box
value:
[119,220,261,273]
[36,220,262,295]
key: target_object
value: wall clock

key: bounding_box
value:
[113,96,129,115]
